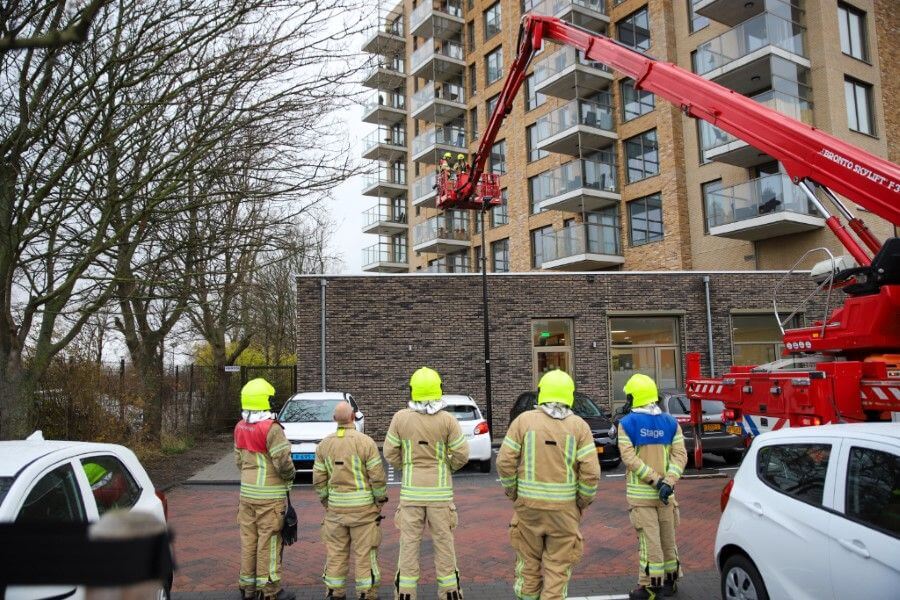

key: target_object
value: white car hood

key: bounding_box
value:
[281,421,338,442]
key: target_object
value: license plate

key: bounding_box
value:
[596,446,604,454]
[703,423,722,433]
[292,453,315,461]
[727,425,743,436]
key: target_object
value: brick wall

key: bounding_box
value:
[295,271,821,441]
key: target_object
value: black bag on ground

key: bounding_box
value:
[281,493,298,546]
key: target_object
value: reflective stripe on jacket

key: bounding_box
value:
[312,427,387,511]
[234,419,295,502]
[617,411,687,506]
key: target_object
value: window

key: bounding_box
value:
[466,20,476,52]
[491,188,509,227]
[687,0,709,33]
[486,94,499,118]
[527,124,549,162]
[610,316,681,407]
[525,73,547,111]
[490,139,506,175]
[845,77,874,135]
[628,193,663,246]
[531,225,553,268]
[469,108,478,141]
[469,63,478,96]
[624,129,659,182]
[757,444,831,507]
[485,46,504,85]
[845,446,900,537]
[701,179,723,233]
[838,3,868,61]
[80,456,142,516]
[483,2,501,41]
[532,319,573,386]
[731,313,803,366]
[491,238,510,272]
[621,78,655,121]
[474,244,483,270]
[617,7,651,52]
[16,464,86,523]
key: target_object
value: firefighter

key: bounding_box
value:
[497,369,600,600]
[452,154,467,176]
[314,401,388,600]
[439,152,453,179]
[384,367,469,600]
[617,373,688,600]
[234,378,296,600]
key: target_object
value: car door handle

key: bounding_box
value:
[750,502,764,516]
[838,539,870,559]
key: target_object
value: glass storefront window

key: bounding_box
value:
[609,316,681,406]
[533,319,573,386]
[610,317,677,345]
[731,313,800,366]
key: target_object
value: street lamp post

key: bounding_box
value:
[480,205,494,438]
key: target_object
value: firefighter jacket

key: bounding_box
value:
[234,418,295,503]
[384,408,469,505]
[313,427,387,512]
[617,410,688,507]
[497,409,601,511]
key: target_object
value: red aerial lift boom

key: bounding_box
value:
[439,14,900,467]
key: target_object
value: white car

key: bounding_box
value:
[715,423,900,600]
[278,391,364,473]
[0,431,169,599]
[443,394,492,473]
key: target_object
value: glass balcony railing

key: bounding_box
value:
[537,98,614,141]
[362,167,406,189]
[413,212,470,245]
[693,11,806,76]
[363,202,408,227]
[411,39,464,72]
[363,127,407,152]
[364,92,406,114]
[531,157,618,205]
[533,46,611,86]
[411,0,464,31]
[705,173,818,229]
[411,83,466,112]
[413,173,438,201]
[423,259,471,273]
[699,90,812,153]
[412,125,467,155]
[363,241,408,266]
[547,220,621,261]
[363,58,405,80]
[525,0,607,17]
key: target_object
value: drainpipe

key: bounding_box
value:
[702,275,716,377]
[320,278,327,392]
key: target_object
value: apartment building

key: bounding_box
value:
[359,0,897,274]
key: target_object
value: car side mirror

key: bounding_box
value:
[355,411,363,421]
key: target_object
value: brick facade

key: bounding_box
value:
[295,271,821,441]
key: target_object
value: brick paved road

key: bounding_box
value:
[169,465,730,599]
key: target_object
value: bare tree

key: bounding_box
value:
[0,1,109,52]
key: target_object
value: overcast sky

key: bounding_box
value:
[328,112,366,275]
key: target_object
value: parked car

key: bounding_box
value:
[278,391,363,473]
[0,431,169,600]
[443,394,492,473]
[509,391,620,468]
[613,389,745,465]
[715,423,900,600]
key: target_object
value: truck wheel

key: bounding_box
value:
[722,554,769,600]
[724,451,743,465]
[479,459,492,473]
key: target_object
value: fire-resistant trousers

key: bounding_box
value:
[321,506,383,598]
[238,498,286,598]
[394,503,462,600]
[628,503,681,587]
[508,505,583,600]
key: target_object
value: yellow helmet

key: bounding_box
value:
[456,153,465,160]
[241,378,275,411]
[623,373,658,408]
[537,369,575,407]
[410,367,442,402]
[443,151,453,159]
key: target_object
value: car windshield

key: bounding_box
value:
[279,399,342,423]
[667,396,723,415]
[572,394,602,418]
[445,404,479,421]
[0,476,12,505]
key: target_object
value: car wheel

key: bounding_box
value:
[722,554,769,600]
[723,451,743,465]
[479,459,492,473]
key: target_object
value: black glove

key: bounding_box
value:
[376,496,389,509]
[655,479,674,505]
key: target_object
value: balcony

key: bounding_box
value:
[413,212,471,253]
[362,92,407,126]
[542,220,623,270]
[531,157,619,214]
[412,125,467,164]
[413,172,438,208]
[361,19,405,56]
[362,167,407,198]
[362,241,408,272]
[693,11,808,82]
[526,0,609,33]
[700,90,812,167]
[362,202,409,236]
[694,0,799,28]
[536,98,616,156]
[362,59,406,90]
[411,83,466,124]
[533,46,613,101]
[410,0,464,39]
[411,39,465,82]
[706,173,824,241]
[362,127,407,162]
[422,257,471,273]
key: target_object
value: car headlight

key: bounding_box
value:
[608,426,617,439]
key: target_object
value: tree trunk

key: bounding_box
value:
[0,353,31,439]
[136,352,164,442]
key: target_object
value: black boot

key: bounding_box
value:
[629,585,660,600]
[661,572,678,597]
[271,590,296,600]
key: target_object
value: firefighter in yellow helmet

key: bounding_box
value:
[452,153,467,175]
[234,378,296,600]
[497,370,600,600]
[314,400,388,600]
[617,374,687,600]
[384,367,469,600]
